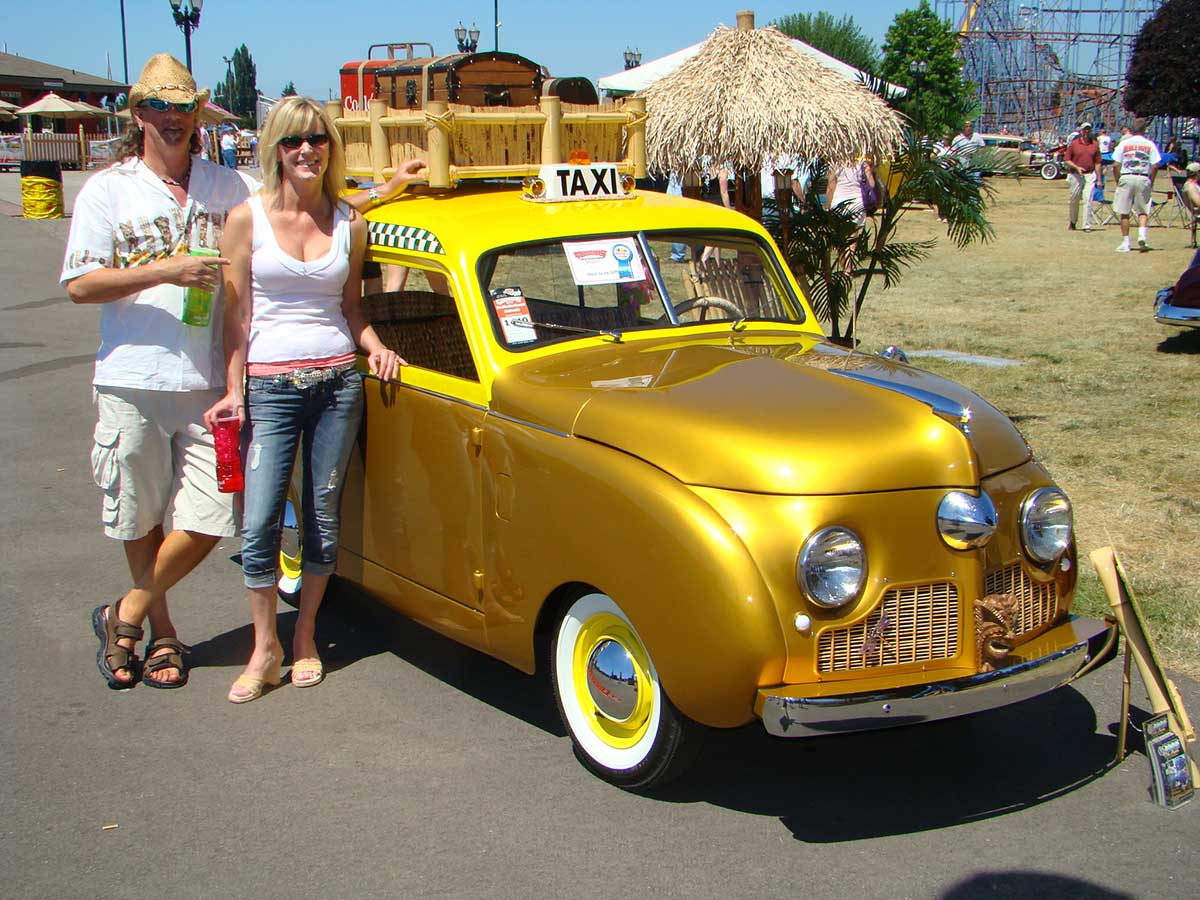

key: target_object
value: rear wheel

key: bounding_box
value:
[551,592,699,791]
[277,498,302,605]
[1040,162,1060,180]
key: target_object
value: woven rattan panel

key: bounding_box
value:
[984,563,1059,636]
[817,583,959,673]
[363,291,477,382]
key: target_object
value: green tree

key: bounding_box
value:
[213,44,258,122]
[281,81,297,97]
[770,11,879,74]
[1125,0,1200,118]
[881,1,975,137]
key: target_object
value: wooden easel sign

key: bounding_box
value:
[1090,546,1197,808]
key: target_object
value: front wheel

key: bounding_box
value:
[551,592,700,791]
[277,498,302,605]
[1040,162,1060,180]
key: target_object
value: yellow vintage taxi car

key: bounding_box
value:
[281,161,1117,791]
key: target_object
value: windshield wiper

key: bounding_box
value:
[532,321,623,343]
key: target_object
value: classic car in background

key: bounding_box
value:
[977,133,1066,179]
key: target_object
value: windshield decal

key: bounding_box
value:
[368,221,445,255]
[562,238,646,286]
[489,287,538,345]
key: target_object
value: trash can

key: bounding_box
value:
[21,159,64,219]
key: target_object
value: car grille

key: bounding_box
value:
[984,562,1059,635]
[817,582,959,673]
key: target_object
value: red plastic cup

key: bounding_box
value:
[213,411,244,494]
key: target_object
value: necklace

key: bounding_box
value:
[158,156,192,188]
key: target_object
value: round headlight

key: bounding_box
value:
[1021,487,1073,563]
[797,527,866,609]
[937,490,997,550]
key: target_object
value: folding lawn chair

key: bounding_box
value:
[1167,175,1199,246]
[1090,189,1117,227]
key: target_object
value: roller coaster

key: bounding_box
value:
[936,0,1162,142]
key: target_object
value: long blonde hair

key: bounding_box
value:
[257,96,346,206]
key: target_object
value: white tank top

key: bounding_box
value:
[246,194,355,364]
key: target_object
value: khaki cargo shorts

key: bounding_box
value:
[91,387,237,540]
[1114,174,1152,216]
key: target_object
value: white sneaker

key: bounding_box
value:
[1082,226,1092,232]
[1116,242,1131,252]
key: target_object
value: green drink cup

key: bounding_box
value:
[182,247,220,327]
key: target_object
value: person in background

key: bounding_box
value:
[1064,122,1101,232]
[826,157,876,228]
[220,126,238,169]
[951,121,985,158]
[1162,136,1188,173]
[1096,124,1112,191]
[1111,117,1161,253]
[1182,162,1200,213]
[62,53,253,690]
[203,96,415,703]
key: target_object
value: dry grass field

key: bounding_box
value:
[853,176,1200,675]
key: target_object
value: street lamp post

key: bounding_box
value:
[168,0,204,73]
[908,59,928,100]
[494,1,500,51]
[623,47,642,70]
[222,55,234,113]
[454,21,481,54]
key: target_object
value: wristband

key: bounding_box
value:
[368,188,380,206]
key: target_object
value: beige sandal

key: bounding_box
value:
[227,660,282,704]
[291,657,324,688]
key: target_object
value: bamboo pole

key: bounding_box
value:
[425,100,452,188]
[540,95,563,165]
[78,124,86,169]
[368,98,389,184]
[624,96,646,179]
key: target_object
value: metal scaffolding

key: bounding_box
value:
[935,0,1163,142]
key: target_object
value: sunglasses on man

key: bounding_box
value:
[138,98,199,113]
[278,133,331,150]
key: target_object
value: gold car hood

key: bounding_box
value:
[492,337,1031,494]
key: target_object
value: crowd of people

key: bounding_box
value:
[63,53,422,701]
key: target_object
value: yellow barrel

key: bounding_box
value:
[21,160,64,219]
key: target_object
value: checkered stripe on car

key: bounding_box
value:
[368,222,444,255]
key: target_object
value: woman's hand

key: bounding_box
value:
[160,254,230,290]
[381,158,428,197]
[203,391,245,431]
[367,348,406,383]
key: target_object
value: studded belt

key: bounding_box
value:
[249,361,357,390]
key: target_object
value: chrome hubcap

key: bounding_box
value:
[586,639,639,722]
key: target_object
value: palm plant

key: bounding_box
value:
[764,89,1007,344]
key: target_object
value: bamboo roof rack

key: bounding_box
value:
[328,95,647,189]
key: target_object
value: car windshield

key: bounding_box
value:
[478,230,804,349]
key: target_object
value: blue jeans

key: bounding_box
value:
[240,366,363,590]
[222,147,237,168]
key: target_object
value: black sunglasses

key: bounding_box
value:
[278,132,330,150]
[139,98,198,113]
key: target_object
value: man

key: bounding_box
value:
[220,126,238,168]
[1063,121,1101,231]
[61,54,254,688]
[1183,161,1200,211]
[1111,118,1162,252]
[950,121,985,158]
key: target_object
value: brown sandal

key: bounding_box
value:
[142,636,189,689]
[91,601,143,689]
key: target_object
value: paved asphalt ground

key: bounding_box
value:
[0,171,1197,900]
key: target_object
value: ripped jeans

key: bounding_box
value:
[240,366,363,590]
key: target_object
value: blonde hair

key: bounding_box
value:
[257,96,346,206]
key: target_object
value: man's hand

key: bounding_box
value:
[160,254,230,291]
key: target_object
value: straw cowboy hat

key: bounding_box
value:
[129,54,210,108]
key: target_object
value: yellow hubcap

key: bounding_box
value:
[571,612,654,749]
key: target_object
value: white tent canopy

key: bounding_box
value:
[599,35,906,100]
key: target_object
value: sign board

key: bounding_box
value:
[561,237,645,286]
[529,164,633,203]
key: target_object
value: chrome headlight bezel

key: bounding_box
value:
[796,526,867,610]
[1020,487,1073,564]
[936,489,998,551]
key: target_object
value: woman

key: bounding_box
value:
[204,96,414,702]
[826,157,877,227]
[1162,136,1187,173]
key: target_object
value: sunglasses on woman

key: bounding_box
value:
[278,133,330,150]
[138,98,199,113]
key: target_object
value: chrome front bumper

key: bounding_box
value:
[1154,291,1200,329]
[760,616,1118,738]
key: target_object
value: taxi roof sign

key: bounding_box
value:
[523,164,636,203]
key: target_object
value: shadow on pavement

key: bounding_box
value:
[941,871,1133,899]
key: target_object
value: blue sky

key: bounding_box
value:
[3,1,919,101]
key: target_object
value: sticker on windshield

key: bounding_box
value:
[562,238,645,286]
[490,287,537,344]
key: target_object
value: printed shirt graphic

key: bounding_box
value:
[1111,136,1162,177]
[61,156,255,390]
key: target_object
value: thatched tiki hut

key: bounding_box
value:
[640,10,904,222]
